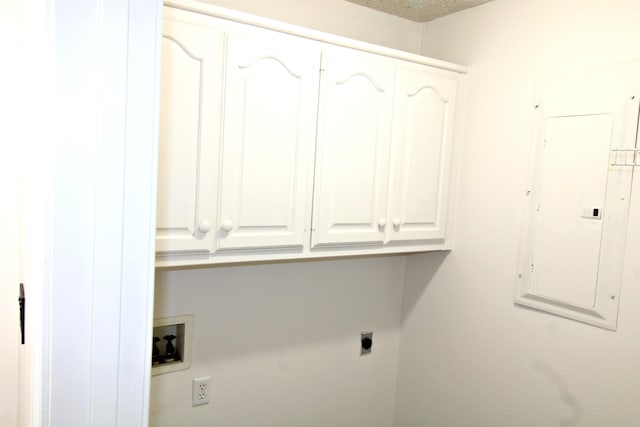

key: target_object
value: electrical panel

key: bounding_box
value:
[515,64,638,330]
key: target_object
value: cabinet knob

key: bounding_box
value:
[221,220,234,233]
[378,218,387,228]
[393,217,401,227]
[197,220,212,234]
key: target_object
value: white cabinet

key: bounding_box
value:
[156,11,320,255]
[155,3,464,266]
[216,30,321,251]
[312,47,395,247]
[386,64,458,243]
[155,11,223,254]
[312,55,458,248]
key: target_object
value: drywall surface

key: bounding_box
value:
[394,0,640,426]
[151,3,421,425]
[151,257,405,426]
[196,0,422,53]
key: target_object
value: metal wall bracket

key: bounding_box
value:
[610,148,640,166]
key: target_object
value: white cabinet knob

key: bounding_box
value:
[393,217,401,227]
[378,218,387,228]
[221,220,234,232]
[198,220,212,234]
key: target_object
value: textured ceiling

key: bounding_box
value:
[346,0,495,22]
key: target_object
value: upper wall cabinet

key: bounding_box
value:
[312,47,395,247]
[386,63,458,244]
[156,12,223,254]
[312,56,458,248]
[156,2,466,267]
[216,30,320,251]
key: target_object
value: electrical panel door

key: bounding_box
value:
[516,64,639,330]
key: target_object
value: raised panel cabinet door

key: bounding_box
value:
[216,30,321,251]
[155,10,223,253]
[386,65,457,243]
[312,47,395,247]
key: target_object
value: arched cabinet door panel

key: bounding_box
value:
[216,29,321,251]
[312,47,395,248]
[386,65,458,243]
[156,10,224,253]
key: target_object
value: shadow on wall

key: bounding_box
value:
[400,251,449,323]
[531,361,583,427]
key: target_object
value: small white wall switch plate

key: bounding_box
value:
[192,376,210,406]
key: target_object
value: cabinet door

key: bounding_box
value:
[216,30,321,251]
[312,47,395,247]
[386,65,457,243]
[156,11,223,253]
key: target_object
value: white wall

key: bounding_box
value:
[151,3,420,426]
[196,0,422,53]
[394,1,640,425]
[151,257,405,426]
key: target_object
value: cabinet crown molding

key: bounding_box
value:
[164,0,467,74]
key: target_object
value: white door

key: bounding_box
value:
[312,47,395,247]
[386,65,458,243]
[216,29,320,251]
[156,10,224,253]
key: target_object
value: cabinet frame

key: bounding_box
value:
[156,0,467,267]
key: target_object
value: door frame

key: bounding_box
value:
[0,1,23,424]
[18,0,163,425]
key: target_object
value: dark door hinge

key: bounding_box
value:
[19,283,25,345]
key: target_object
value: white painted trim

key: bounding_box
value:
[0,0,24,424]
[116,1,163,424]
[442,72,469,252]
[19,0,55,425]
[164,0,467,74]
[156,246,450,269]
[21,0,161,425]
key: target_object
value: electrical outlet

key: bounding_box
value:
[192,376,210,406]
